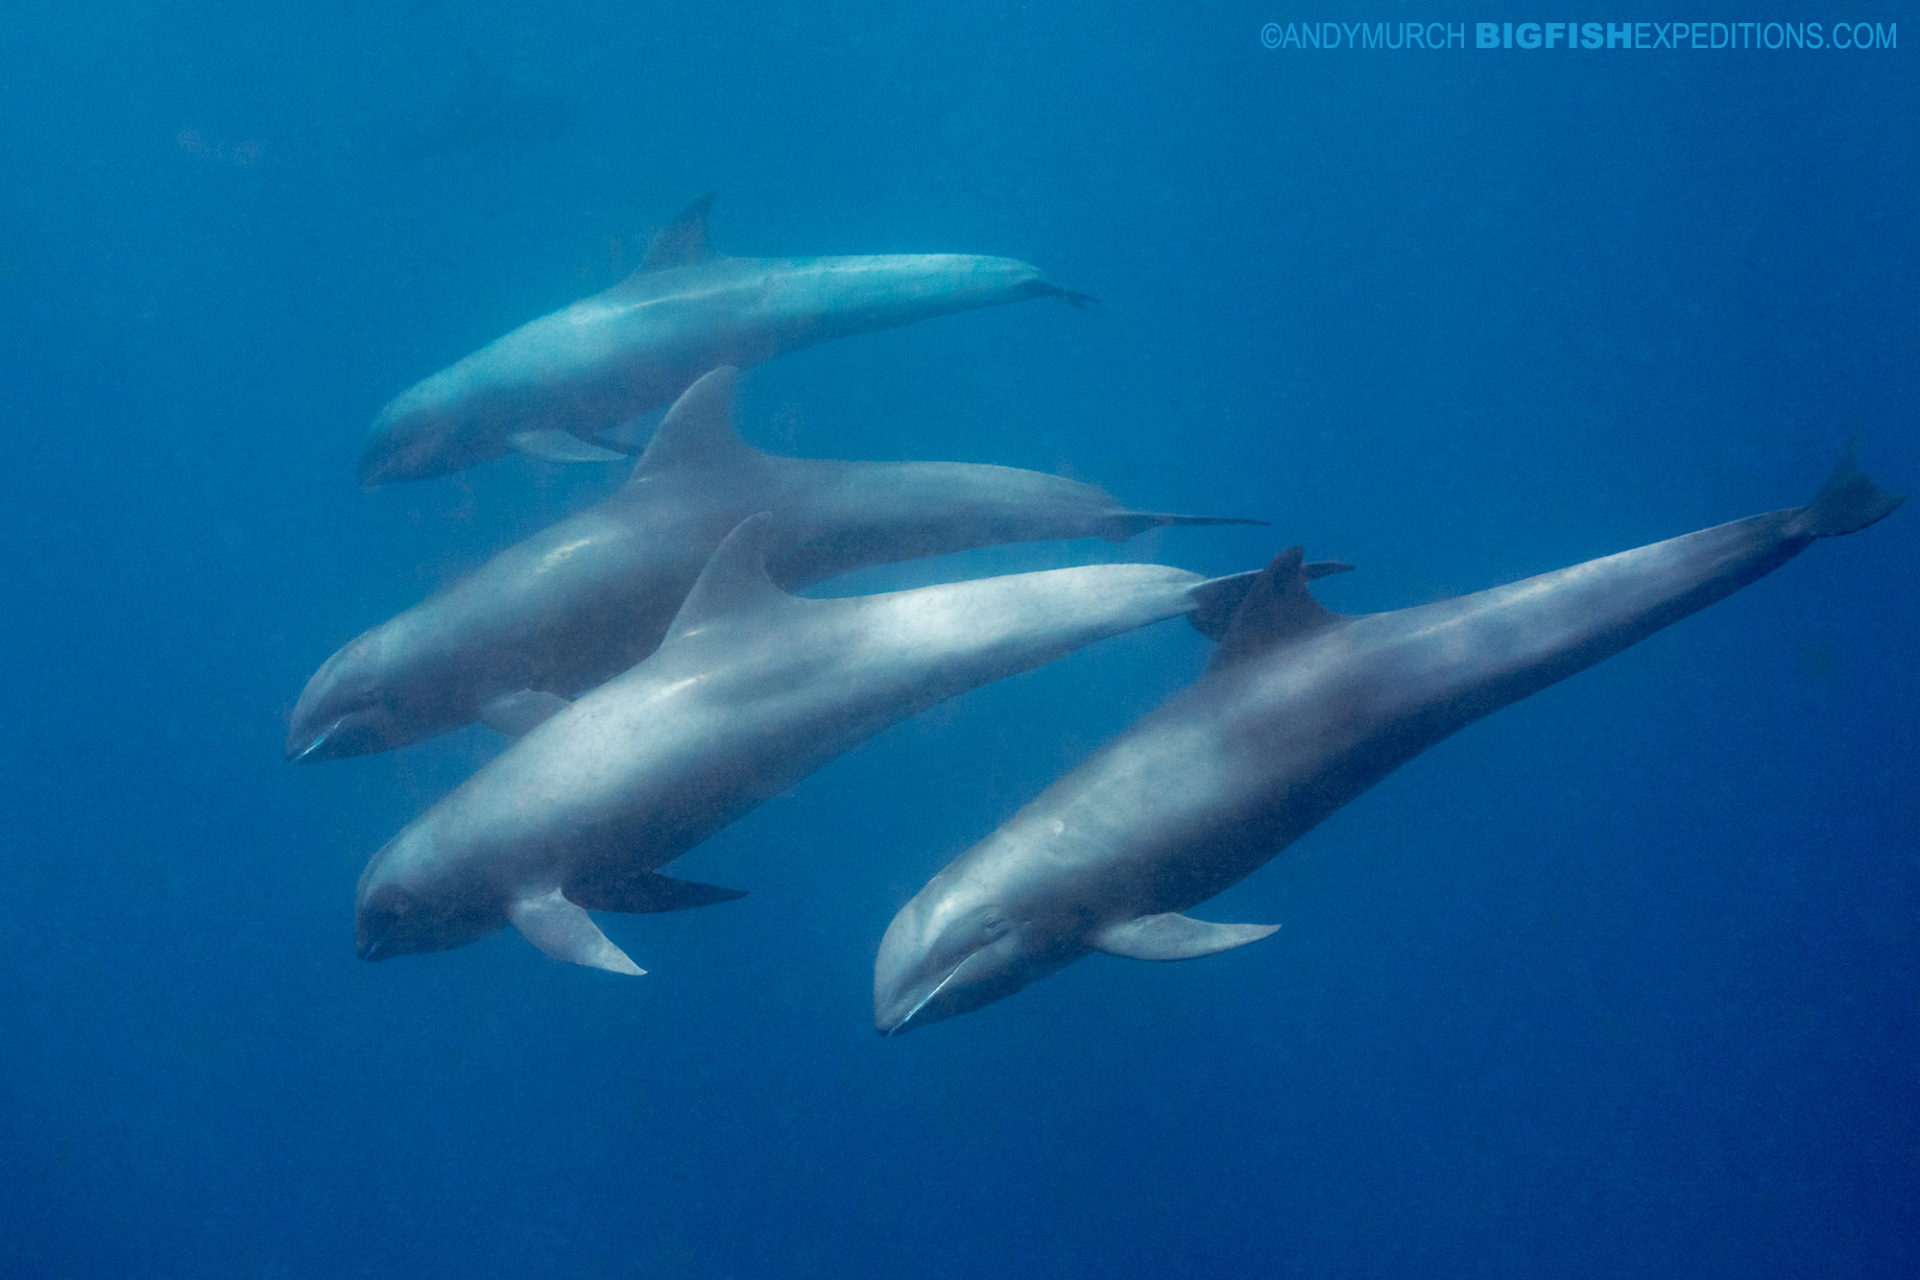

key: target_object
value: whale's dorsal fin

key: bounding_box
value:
[1205,548,1352,671]
[507,888,644,975]
[1092,912,1279,961]
[629,366,761,480]
[663,513,797,642]
[1189,558,1351,642]
[637,192,718,272]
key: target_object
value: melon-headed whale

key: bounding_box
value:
[357,194,1094,484]
[292,368,1256,761]
[874,450,1903,1034]
[352,517,1276,974]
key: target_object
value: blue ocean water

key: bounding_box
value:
[1,2,1914,1276]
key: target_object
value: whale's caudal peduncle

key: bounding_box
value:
[356,195,1097,485]
[873,448,1903,1034]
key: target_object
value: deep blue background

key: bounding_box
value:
[1,3,1914,1276]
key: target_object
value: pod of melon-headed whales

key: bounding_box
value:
[290,194,1902,1035]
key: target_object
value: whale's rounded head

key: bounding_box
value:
[354,879,430,963]
[354,830,495,962]
[286,631,414,762]
[358,387,494,487]
[874,877,1074,1036]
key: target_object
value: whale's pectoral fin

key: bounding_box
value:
[596,412,659,452]
[507,429,628,464]
[479,689,571,737]
[1091,913,1279,961]
[565,866,747,915]
[507,888,644,975]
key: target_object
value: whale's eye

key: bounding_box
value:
[982,913,1007,936]
[367,886,414,920]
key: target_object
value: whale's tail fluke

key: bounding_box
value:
[1788,441,1905,540]
[1033,281,1100,309]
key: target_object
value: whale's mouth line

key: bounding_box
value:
[886,955,969,1037]
[288,724,335,763]
[357,920,396,962]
